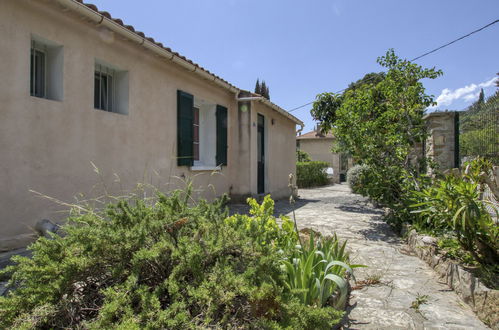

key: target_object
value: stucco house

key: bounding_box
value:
[296,128,352,183]
[0,0,303,250]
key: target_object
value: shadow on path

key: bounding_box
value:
[357,220,401,244]
[229,197,321,217]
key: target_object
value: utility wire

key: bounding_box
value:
[288,19,499,113]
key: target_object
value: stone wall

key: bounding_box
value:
[424,111,458,174]
[404,228,498,329]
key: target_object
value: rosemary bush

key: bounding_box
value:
[0,187,349,329]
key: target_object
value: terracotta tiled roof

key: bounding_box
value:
[296,130,334,140]
[60,1,303,125]
[73,0,236,90]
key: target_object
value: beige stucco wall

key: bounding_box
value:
[251,102,297,199]
[298,138,341,183]
[0,0,297,250]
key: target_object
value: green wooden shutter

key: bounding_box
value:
[177,90,194,166]
[216,105,228,166]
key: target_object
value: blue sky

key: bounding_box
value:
[89,0,498,131]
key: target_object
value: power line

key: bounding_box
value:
[288,19,499,113]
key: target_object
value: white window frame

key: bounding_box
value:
[191,99,220,171]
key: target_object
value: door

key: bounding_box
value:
[257,114,265,194]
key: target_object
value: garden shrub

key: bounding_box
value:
[296,161,329,188]
[0,187,347,329]
[410,162,498,266]
[346,164,370,194]
[296,149,311,162]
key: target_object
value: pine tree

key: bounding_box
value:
[477,88,485,105]
[254,79,261,95]
[254,78,270,100]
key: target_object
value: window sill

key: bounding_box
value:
[94,108,128,116]
[30,95,63,103]
[190,165,221,172]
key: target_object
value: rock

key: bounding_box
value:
[34,219,60,238]
[421,236,437,246]
[406,229,498,329]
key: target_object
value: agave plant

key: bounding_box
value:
[281,232,363,309]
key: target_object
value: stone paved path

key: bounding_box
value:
[261,184,488,329]
[0,184,490,329]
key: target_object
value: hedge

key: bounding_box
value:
[296,161,330,188]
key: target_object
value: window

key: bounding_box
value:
[193,101,217,167]
[94,60,129,114]
[94,66,114,111]
[30,36,63,101]
[30,47,46,98]
[177,90,227,168]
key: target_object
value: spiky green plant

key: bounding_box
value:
[281,232,363,309]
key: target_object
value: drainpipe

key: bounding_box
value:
[236,96,304,126]
[55,0,239,94]
[296,124,304,135]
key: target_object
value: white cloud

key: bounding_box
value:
[478,76,497,88]
[430,77,497,109]
[463,92,480,102]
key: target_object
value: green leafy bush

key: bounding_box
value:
[0,188,347,329]
[411,159,498,266]
[296,150,311,162]
[346,164,370,193]
[296,161,329,188]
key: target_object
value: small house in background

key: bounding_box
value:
[0,0,303,251]
[296,128,352,183]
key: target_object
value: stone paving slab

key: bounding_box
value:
[235,184,489,329]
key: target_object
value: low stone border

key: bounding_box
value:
[404,227,498,329]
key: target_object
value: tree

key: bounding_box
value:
[254,79,261,95]
[254,79,270,100]
[347,72,386,91]
[311,72,385,134]
[311,49,442,205]
[296,149,311,162]
[264,85,270,99]
[477,88,485,104]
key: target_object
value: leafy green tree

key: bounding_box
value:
[296,149,311,162]
[347,72,386,91]
[311,49,442,205]
[311,72,385,134]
